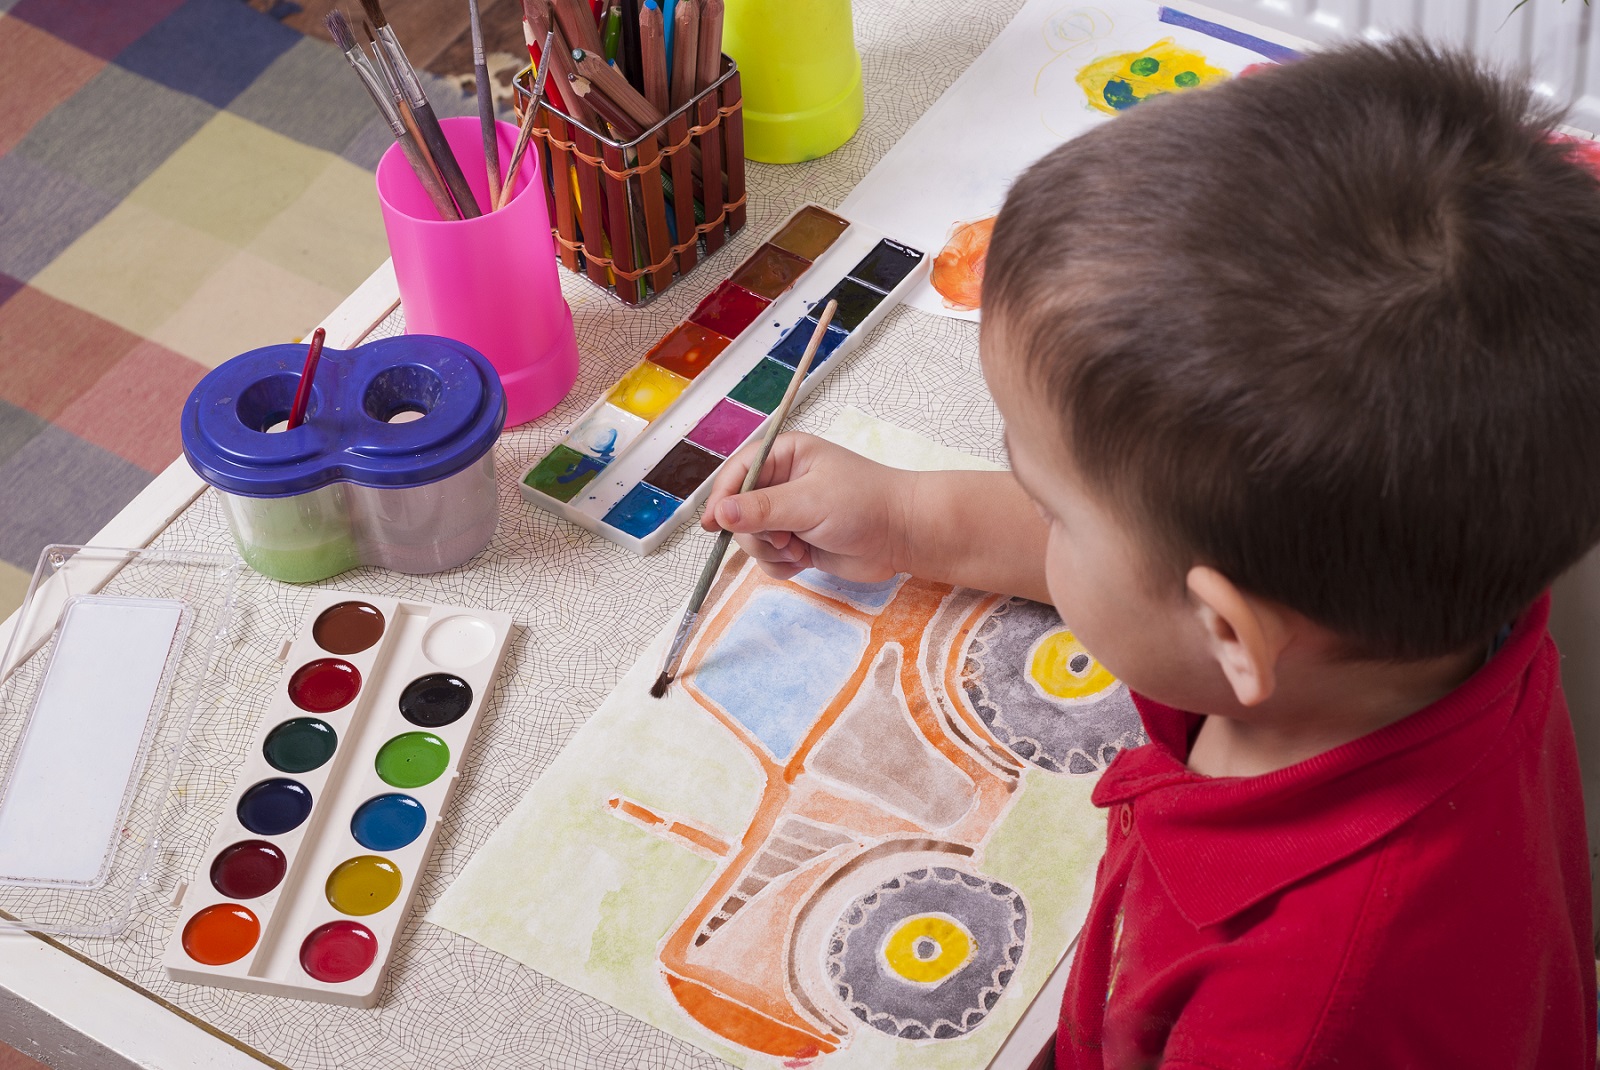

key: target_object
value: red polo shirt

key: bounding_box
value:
[1057,594,1594,1069]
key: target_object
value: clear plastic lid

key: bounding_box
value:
[0,546,241,935]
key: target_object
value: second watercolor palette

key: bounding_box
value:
[162,590,512,1006]
[520,205,928,553]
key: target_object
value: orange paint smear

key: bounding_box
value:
[930,216,995,311]
[666,972,837,1058]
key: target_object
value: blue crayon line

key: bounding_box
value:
[1157,6,1303,64]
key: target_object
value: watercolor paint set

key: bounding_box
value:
[520,204,928,552]
[162,590,511,1006]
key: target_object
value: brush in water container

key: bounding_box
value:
[181,335,506,583]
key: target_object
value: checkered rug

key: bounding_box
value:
[0,0,477,617]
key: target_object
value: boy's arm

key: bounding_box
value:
[702,433,1051,602]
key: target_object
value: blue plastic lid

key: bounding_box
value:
[182,335,506,498]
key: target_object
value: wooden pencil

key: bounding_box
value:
[620,0,644,93]
[695,0,723,90]
[552,0,604,55]
[640,0,669,117]
[567,74,644,140]
[669,0,698,109]
[571,47,663,130]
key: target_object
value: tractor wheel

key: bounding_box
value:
[963,598,1144,774]
[826,865,1026,1041]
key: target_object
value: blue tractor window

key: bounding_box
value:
[694,588,869,760]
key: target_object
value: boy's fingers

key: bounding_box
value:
[715,484,817,536]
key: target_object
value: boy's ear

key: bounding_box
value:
[1185,566,1293,707]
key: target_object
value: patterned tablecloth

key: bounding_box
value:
[45,2,1025,1065]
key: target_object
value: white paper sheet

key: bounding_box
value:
[838,0,1304,319]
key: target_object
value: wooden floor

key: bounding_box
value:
[247,0,527,84]
[0,1046,46,1070]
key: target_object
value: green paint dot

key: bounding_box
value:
[525,445,604,503]
[263,717,338,773]
[375,732,450,788]
[1174,70,1200,87]
[1129,56,1160,76]
[1102,79,1139,110]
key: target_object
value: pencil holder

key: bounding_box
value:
[376,115,580,426]
[512,55,747,306]
[181,335,506,584]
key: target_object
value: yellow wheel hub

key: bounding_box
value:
[881,914,974,984]
[1029,628,1117,702]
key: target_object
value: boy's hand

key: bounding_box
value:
[701,433,913,582]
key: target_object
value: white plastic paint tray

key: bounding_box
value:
[0,545,242,936]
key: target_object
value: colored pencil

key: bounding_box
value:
[571,47,663,130]
[696,0,722,90]
[603,3,622,62]
[521,0,569,112]
[640,0,669,117]
[566,74,644,140]
[286,328,326,431]
[552,0,604,55]
[468,0,502,209]
[669,0,698,109]
[662,0,677,71]
[328,11,458,220]
[620,0,644,93]
[359,0,483,217]
[650,300,841,699]
[527,0,597,125]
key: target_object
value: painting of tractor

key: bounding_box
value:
[603,553,1145,1061]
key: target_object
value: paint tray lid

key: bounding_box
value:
[0,546,242,936]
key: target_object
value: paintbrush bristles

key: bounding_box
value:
[648,672,669,699]
[326,9,356,51]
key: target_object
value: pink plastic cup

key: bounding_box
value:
[376,116,579,427]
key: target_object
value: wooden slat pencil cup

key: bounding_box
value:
[512,55,747,306]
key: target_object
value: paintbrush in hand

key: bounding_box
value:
[650,300,839,699]
[360,0,483,217]
[328,11,458,220]
[469,0,502,208]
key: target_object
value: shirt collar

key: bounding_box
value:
[1091,594,1552,929]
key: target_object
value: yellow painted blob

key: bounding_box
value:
[1030,628,1118,702]
[325,855,403,916]
[881,915,973,984]
[1076,38,1229,115]
[608,362,692,421]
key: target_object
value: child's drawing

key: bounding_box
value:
[433,550,1143,1069]
[1075,38,1230,114]
[615,561,1143,1060]
[838,0,1301,321]
[930,217,995,311]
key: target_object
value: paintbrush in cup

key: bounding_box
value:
[328,11,458,220]
[360,0,483,217]
[496,30,556,210]
[469,0,502,208]
[650,299,840,699]
[286,328,327,431]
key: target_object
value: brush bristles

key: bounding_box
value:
[649,672,671,699]
[325,9,356,52]
[357,0,388,30]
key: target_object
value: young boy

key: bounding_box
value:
[700,39,1599,1068]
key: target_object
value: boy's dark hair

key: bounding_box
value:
[986,39,1600,660]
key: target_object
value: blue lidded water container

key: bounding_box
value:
[182,336,506,583]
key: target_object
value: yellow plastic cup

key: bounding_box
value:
[723,0,864,163]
